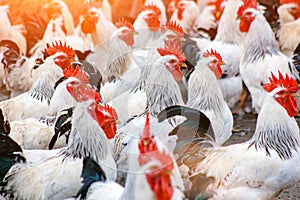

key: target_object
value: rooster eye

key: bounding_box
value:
[35,58,43,65]
[169,59,176,64]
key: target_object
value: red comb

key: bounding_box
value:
[138,113,158,154]
[165,21,184,36]
[44,41,75,59]
[202,48,223,62]
[263,71,298,93]
[157,40,186,62]
[64,65,89,84]
[115,18,134,30]
[237,0,258,17]
[143,4,162,15]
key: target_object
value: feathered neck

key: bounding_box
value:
[29,59,64,104]
[249,95,300,160]
[96,34,132,83]
[241,12,280,64]
[187,58,223,115]
[145,58,184,116]
[62,101,108,162]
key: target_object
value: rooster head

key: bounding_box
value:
[207,0,226,21]
[157,38,186,81]
[43,41,75,70]
[262,71,299,117]
[88,103,119,139]
[115,18,137,46]
[161,21,184,38]
[280,0,300,19]
[202,49,224,79]
[138,113,174,200]
[81,9,100,34]
[142,4,162,32]
[237,0,258,32]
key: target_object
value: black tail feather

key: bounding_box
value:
[0,134,25,182]
[157,105,212,138]
[48,107,74,150]
[75,157,107,200]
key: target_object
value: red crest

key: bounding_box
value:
[115,18,134,31]
[262,71,298,93]
[43,41,75,59]
[64,65,89,84]
[143,4,162,15]
[237,0,258,17]
[157,40,186,63]
[202,48,223,62]
[164,21,184,36]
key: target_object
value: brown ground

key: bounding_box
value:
[226,113,300,199]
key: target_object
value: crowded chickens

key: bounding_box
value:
[0,0,300,199]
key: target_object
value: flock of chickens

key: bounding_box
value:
[0,0,300,199]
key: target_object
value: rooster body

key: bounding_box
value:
[3,101,117,199]
[187,56,233,145]
[238,4,298,113]
[190,74,300,199]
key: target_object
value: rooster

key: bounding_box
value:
[174,71,300,199]
[187,49,233,146]
[0,41,76,122]
[169,0,200,35]
[86,18,137,84]
[237,0,299,113]
[113,46,187,185]
[195,0,244,111]
[80,6,117,47]
[193,0,225,39]
[7,67,91,150]
[133,4,162,49]
[75,114,185,200]
[1,81,119,199]
[277,0,300,56]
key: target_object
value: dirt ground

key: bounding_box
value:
[226,113,300,199]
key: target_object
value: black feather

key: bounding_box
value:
[54,76,68,90]
[0,134,25,182]
[71,61,102,92]
[76,157,107,200]
[157,105,211,134]
[49,107,74,150]
[157,105,214,155]
[293,43,300,71]
[0,109,10,135]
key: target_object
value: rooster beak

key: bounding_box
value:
[133,30,139,35]
[220,61,225,66]
[115,119,121,124]
[180,37,186,42]
[291,93,300,97]
[236,15,241,20]
[180,63,188,68]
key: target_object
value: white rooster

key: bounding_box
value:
[237,0,299,113]
[186,71,300,199]
[187,49,233,146]
[2,87,119,199]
